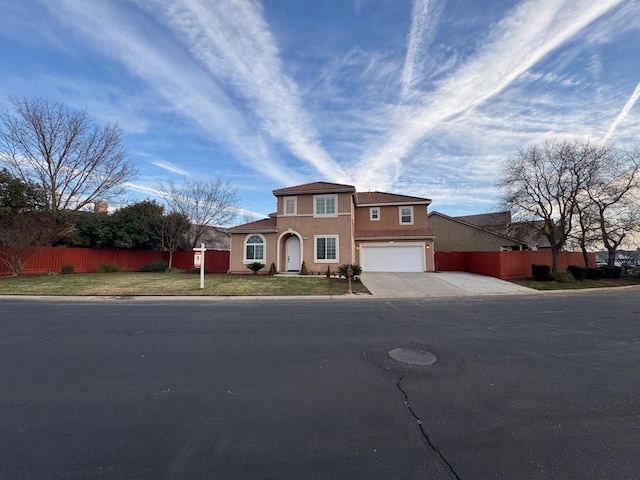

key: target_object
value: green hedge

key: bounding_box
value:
[567,265,586,281]
[531,264,551,281]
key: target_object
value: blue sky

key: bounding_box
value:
[1,0,639,222]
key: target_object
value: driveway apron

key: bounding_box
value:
[360,272,535,298]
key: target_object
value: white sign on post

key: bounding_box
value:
[192,243,207,289]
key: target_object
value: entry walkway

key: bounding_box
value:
[360,272,535,298]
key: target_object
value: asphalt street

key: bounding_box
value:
[1,290,639,479]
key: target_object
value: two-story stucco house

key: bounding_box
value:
[228,182,435,274]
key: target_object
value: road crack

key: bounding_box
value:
[396,375,462,480]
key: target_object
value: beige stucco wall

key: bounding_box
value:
[230,191,356,274]
[429,215,522,252]
[229,231,278,274]
[354,204,429,230]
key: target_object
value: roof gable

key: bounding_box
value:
[273,181,355,196]
[429,211,524,244]
[355,191,431,205]
[454,211,511,231]
[228,217,277,233]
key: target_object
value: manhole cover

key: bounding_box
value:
[365,342,464,376]
[388,347,437,366]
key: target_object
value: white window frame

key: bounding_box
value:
[314,235,339,263]
[399,206,414,225]
[313,194,338,217]
[370,207,380,221]
[243,234,266,262]
[283,196,297,216]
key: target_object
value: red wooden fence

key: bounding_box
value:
[0,247,230,275]
[435,250,596,280]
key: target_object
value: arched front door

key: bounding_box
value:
[286,236,300,271]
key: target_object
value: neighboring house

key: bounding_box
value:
[428,212,527,252]
[228,182,435,273]
[189,225,231,250]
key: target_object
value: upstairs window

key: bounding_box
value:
[245,234,265,261]
[399,206,414,225]
[314,195,337,216]
[370,207,380,221]
[284,197,297,215]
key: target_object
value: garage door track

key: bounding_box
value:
[360,272,535,298]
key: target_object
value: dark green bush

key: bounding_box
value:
[567,265,586,281]
[60,264,74,275]
[550,271,574,283]
[586,268,604,280]
[140,261,169,272]
[97,263,120,273]
[613,266,623,279]
[300,261,308,275]
[246,262,265,275]
[268,262,276,276]
[326,266,331,278]
[601,266,614,278]
[337,263,363,279]
[531,264,551,281]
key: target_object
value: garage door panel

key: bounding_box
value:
[361,245,424,272]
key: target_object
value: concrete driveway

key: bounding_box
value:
[360,271,535,298]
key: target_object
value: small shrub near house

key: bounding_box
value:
[140,261,169,272]
[531,264,551,281]
[97,263,120,273]
[268,262,276,276]
[300,261,308,275]
[338,263,363,280]
[567,265,587,281]
[60,264,74,275]
[247,262,265,275]
[165,267,183,274]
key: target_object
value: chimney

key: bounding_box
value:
[94,201,108,214]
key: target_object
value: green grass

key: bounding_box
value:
[512,276,640,291]
[0,272,370,296]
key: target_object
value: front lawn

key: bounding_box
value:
[0,272,370,296]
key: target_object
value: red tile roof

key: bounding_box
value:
[228,217,277,232]
[355,227,434,238]
[355,191,431,205]
[273,181,356,195]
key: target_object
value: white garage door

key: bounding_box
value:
[360,245,424,272]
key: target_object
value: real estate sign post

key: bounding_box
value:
[193,243,207,289]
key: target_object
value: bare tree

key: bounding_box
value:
[0,211,71,275]
[0,97,137,211]
[0,169,71,274]
[148,208,191,268]
[499,139,611,272]
[585,146,640,266]
[160,177,238,248]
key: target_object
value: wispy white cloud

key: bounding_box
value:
[150,160,191,177]
[354,0,625,191]
[135,0,349,183]
[38,0,301,187]
[401,0,432,98]
[602,82,640,142]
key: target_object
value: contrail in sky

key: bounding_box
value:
[602,82,640,142]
